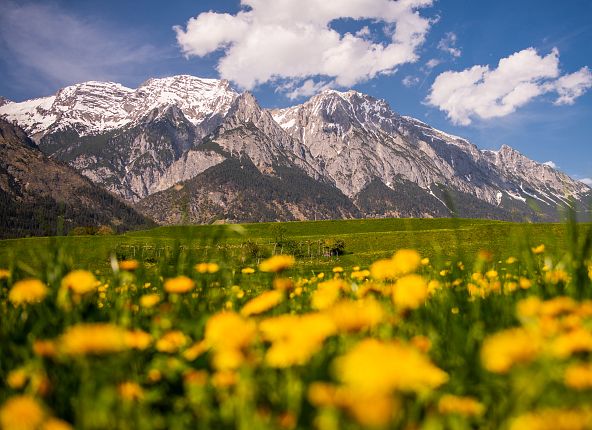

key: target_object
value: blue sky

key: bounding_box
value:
[0,0,591,183]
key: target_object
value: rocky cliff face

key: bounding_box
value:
[1,76,589,223]
[273,90,590,218]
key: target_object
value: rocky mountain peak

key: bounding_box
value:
[0,75,239,138]
[1,75,589,223]
[0,96,13,107]
[273,88,399,142]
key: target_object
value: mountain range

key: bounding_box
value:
[0,75,590,229]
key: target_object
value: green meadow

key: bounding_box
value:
[0,218,580,274]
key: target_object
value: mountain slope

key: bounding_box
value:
[135,156,360,224]
[273,90,590,220]
[1,75,590,224]
[0,119,152,238]
[0,76,238,201]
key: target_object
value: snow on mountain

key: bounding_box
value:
[0,75,238,139]
[273,89,589,210]
[0,75,588,221]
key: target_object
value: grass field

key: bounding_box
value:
[0,218,578,274]
[2,217,592,430]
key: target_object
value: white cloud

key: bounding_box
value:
[437,32,461,58]
[355,26,371,38]
[543,161,557,169]
[0,1,162,94]
[285,79,334,99]
[402,75,420,87]
[553,67,592,105]
[580,178,592,187]
[174,0,435,94]
[426,47,592,125]
[425,58,441,70]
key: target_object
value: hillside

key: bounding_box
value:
[0,119,153,238]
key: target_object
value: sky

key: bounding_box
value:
[0,0,591,184]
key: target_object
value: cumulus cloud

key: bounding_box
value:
[543,161,557,169]
[437,32,461,58]
[174,0,435,94]
[0,1,161,95]
[426,47,592,125]
[553,67,592,105]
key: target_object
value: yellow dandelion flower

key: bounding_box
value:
[392,249,421,275]
[545,269,570,285]
[485,270,498,279]
[510,408,592,430]
[61,270,98,295]
[164,276,195,294]
[311,279,343,310]
[438,395,485,417]
[565,363,592,390]
[118,381,144,401]
[0,396,45,430]
[240,290,284,317]
[205,312,256,369]
[350,269,370,281]
[125,330,152,350]
[195,262,220,274]
[332,266,344,273]
[334,338,448,394]
[140,293,160,308]
[519,277,533,289]
[0,268,11,279]
[326,298,384,332]
[308,382,338,407]
[370,258,397,280]
[183,340,208,361]
[42,418,73,430]
[156,330,189,353]
[308,384,396,427]
[392,274,428,310]
[427,279,441,294]
[212,370,237,388]
[551,329,592,358]
[8,279,48,306]
[119,260,139,271]
[541,296,577,317]
[506,256,518,264]
[272,278,293,291]
[7,368,28,389]
[532,244,546,254]
[59,324,130,356]
[259,255,295,273]
[346,392,396,427]
[481,328,541,373]
[260,313,336,367]
[33,340,56,358]
[241,267,255,274]
[206,312,256,351]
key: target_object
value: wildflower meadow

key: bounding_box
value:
[1,219,592,430]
